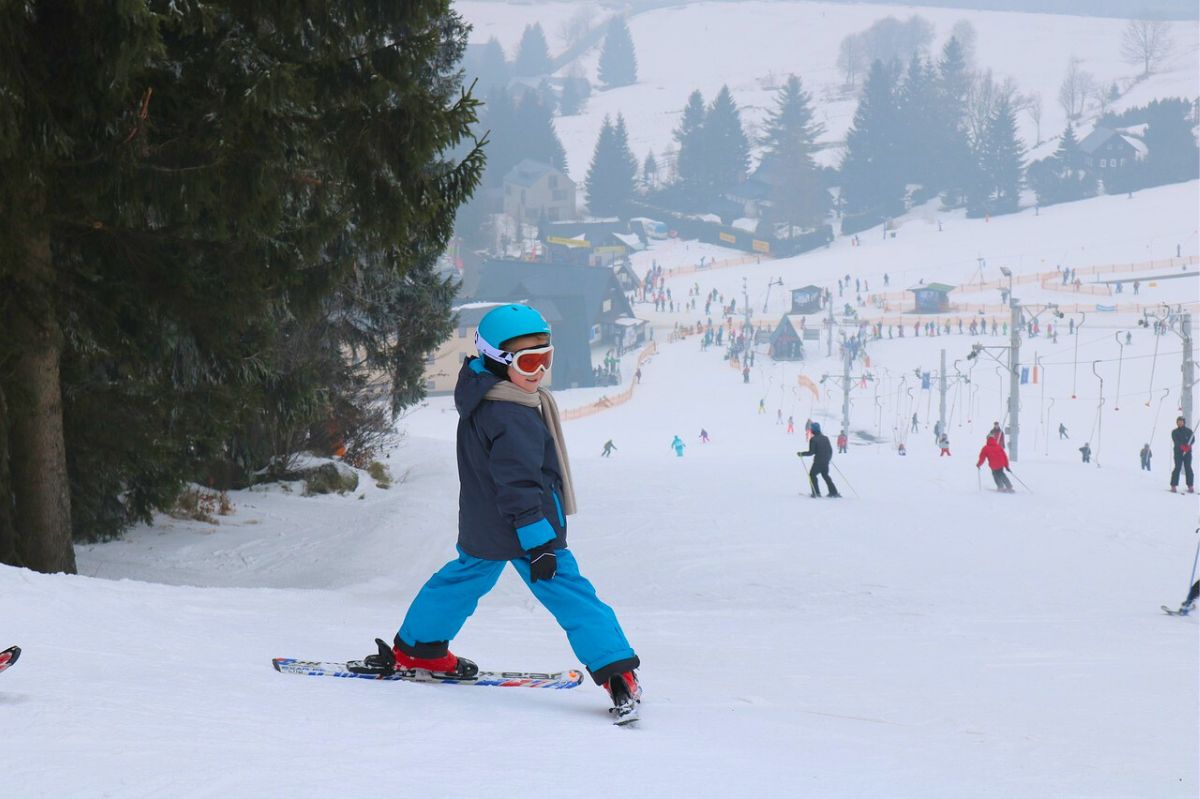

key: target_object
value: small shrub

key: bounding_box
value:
[367,461,392,489]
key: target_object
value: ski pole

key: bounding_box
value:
[832,462,859,498]
[796,452,813,495]
[1007,468,1033,494]
[1187,529,1200,596]
[977,466,982,492]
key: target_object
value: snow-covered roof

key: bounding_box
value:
[612,232,645,251]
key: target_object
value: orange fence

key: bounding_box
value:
[562,341,658,421]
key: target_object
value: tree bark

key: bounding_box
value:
[7,226,77,574]
[0,384,21,567]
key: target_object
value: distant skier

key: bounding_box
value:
[977,433,1014,492]
[897,443,907,456]
[699,429,710,443]
[758,398,766,414]
[911,413,919,433]
[1139,444,1151,471]
[804,418,813,438]
[601,440,617,458]
[836,431,848,454]
[742,366,751,384]
[938,433,951,457]
[1058,422,1068,440]
[798,422,840,498]
[787,416,795,434]
[1079,442,1091,463]
[777,409,783,425]
[671,435,686,458]
[1169,416,1195,493]
[989,422,1006,448]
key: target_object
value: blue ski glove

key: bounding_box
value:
[529,543,557,582]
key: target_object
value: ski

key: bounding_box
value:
[0,645,20,675]
[1161,605,1190,616]
[272,657,584,689]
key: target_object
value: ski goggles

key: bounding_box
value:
[476,333,554,376]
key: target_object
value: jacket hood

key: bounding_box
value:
[455,356,501,418]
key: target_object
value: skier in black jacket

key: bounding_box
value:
[1169,416,1194,493]
[798,422,840,497]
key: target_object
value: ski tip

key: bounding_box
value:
[271,657,290,672]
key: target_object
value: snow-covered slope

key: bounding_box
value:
[2,177,1195,796]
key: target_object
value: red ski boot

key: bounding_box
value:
[352,637,478,679]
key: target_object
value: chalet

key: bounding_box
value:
[908,283,955,314]
[503,159,576,225]
[769,316,808,361]
[1078,127,1145,172]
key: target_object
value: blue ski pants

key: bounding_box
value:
[398,547,636,676]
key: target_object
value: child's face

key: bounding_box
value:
[504,333,550,393]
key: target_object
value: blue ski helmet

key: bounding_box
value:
[476,304,551,375]
[810,422,821,434]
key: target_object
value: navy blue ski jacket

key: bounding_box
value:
[453,357,567,560]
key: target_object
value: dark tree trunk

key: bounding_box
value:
[0,384,20,567]
[7,226,76,574]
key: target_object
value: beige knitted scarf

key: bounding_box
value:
[484,381,577,515]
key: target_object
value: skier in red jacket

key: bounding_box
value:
[977,433,1014,492]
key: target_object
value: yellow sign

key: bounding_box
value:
[547,236,590,248]
[719,232,736,244]
[752,239,770,253]
[593,245,626,255]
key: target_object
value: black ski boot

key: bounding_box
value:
[605,670,642,725]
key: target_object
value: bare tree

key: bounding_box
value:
[950,19,977,65]
[560,7,597,50]
[1121,19,1174,78]
[1058,57,1095,120]
[967,69,1020,144]
[837,33,867,88]
[1019,91,1044,146]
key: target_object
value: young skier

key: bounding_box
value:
[601,440,617,458]
[977,433,1014,492]
[1170,416,1195,493]
[798,422,840,497]
[1139,444,1151,471]
[938,433,951,456]
[1058,422,1068,439]
[1079,442,1091,463]
[699,428,710,443]
[358,305,640,714]
[836,431,848,454]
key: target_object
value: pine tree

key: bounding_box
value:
[466,37,509,97]
[584,114,638,217]
[967,95,1025,216]
[1142,99,1200,187]
[0,2,484,569]
[704,85,751,194]
[674,90,708,200]
[514,92,568,173]
[896,54,940,191]
[934,37,975,206]
[513,23,552,77]
[1028,123,1095,206]
[598,17,638,88]
[759,75,829,233]
[840,60,905,217]
[642,150,659,190]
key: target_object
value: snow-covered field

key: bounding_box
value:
[3,2,1199,796]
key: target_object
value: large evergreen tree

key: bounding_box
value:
[759,75,830,233]
[1142,99,1200,187]
[584,115,638,217]
[704,85,751,193]
[598,17,638,88]
[896,54,940,191]
[0,2,484,571]
[967,95,1025,216]
[513,23,551,77]
[934,37,975,206]
[1028,123,1098,206]
[673,90,708,200]
[839,60,905,217]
